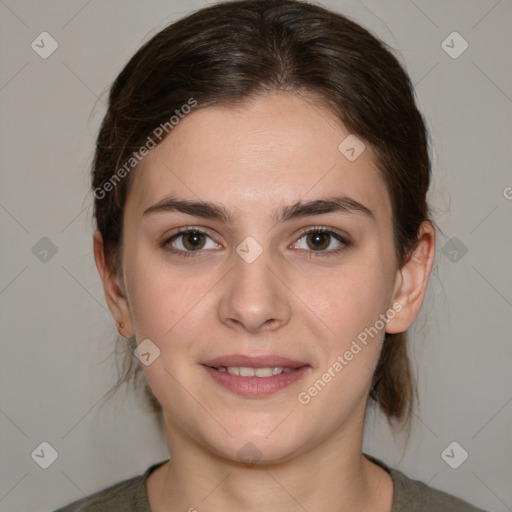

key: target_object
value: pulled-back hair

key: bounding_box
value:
[93,0,432,425]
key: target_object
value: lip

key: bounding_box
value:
[201,354,311,397]
[202,354,308,369]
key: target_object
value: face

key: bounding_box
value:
[109,92,408,463]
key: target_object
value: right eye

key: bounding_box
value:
[162,228,222,256]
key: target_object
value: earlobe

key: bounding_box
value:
[93,230,134,337]
[385,222,436,334]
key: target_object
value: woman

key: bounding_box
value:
[56,0,486,510]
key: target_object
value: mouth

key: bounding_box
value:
[201,355,311,396]
[211,366,295,377]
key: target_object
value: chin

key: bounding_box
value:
[197,422,312,467]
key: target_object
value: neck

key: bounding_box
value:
[147,416,393,512]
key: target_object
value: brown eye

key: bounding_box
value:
[164,228,220,255]
[306,231,331,251]
[292,227,352,257]
[181,231,206,251]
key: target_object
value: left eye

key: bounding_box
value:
[292,228,348,252]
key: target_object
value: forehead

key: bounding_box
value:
[126,92,391,224]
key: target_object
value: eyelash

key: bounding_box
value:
[161,226,352,259]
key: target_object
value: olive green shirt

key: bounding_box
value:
[54,455,487,511]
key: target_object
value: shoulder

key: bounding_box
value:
[364,453,487,512]
[389,466,488,512]
[53,475,145,512]
[52,460,167,512]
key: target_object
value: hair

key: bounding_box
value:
[93,0,432,426]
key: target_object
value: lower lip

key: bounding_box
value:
[202,365,310,397]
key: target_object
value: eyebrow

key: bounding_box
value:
[142,195,374,224]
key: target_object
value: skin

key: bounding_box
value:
[94,92,435,512]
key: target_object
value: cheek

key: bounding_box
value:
[294,255,394,404]
[124,248,218,341]
[298,258,393,341]
[294,269,391,413]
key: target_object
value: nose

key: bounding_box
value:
[217,244,292,334]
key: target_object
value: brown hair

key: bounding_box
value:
[93,0,432,425]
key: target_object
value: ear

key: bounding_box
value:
[93,230,134,338]
[385,221,436,334]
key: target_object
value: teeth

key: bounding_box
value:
[217,366,294,377]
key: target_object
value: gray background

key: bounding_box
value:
[0,1,511,511]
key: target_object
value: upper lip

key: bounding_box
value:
[202,355,309,369]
